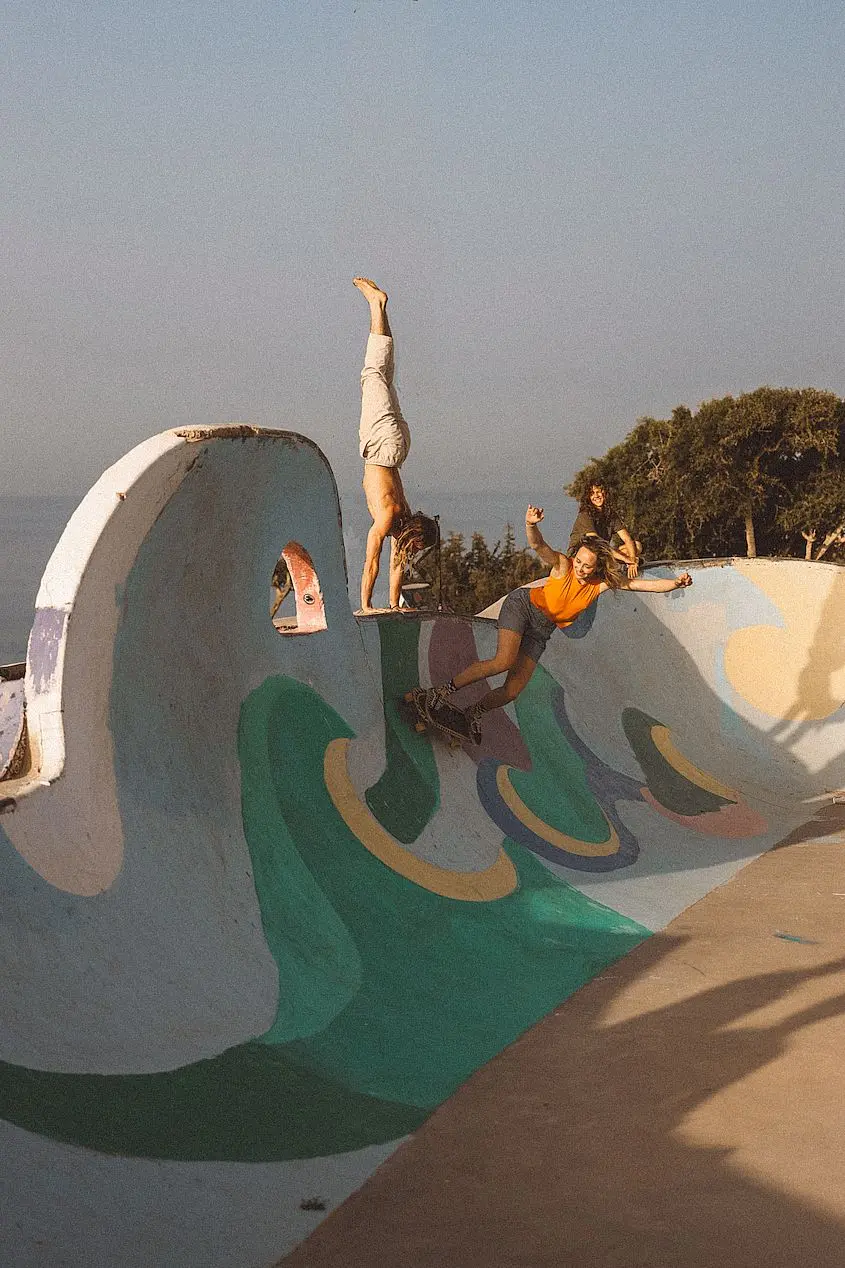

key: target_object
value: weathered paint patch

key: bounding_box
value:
[27,607,68,695]
[0,679,25,779]
[276,541,328,636]
[640,789,769,838]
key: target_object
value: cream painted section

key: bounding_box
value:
[545,566,844,802]
[726,561,845,721]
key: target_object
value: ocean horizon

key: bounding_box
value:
[0,486,577,663]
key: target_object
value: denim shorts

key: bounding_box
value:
[498,586,556,663]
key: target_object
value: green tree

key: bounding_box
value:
[414,526,545,614]
[568,387,845,562]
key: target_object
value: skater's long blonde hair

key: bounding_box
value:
[572,536,625,590]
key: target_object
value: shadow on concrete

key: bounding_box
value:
[280,925,845,1267]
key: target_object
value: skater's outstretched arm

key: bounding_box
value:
[620,571,692,593]
[525,505,567,572]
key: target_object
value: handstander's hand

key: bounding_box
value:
[626,561,639,580]
[675,572,693,589]
[526,505,544,525]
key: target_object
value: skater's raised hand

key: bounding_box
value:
[526,505,544,525]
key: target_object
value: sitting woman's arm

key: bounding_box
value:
[613,526,640,577]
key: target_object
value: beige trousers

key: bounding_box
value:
[358,334,411,468]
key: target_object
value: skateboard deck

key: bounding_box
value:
[400,688,477,746]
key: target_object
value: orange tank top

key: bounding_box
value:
[530,568,603,628]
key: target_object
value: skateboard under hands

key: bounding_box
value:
[400,688,479,747]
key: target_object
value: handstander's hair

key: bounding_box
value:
[574,535,625,590]
[393,513,439,574]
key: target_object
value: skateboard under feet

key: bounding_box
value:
[400,688,478,747]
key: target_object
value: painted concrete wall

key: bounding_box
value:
[0,427,842,1266]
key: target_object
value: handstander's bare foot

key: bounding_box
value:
[352,276,387,306]
[353,276,391,336]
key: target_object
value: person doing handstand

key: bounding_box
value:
[353,277,437,612]
[423,506,692,742]
[568,482,642,578]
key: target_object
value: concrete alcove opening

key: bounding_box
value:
[269,541,327,636]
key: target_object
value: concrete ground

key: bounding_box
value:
[282,806,845,1268]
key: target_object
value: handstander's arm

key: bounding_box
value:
[388,537,403,609]
[361,523,387,610]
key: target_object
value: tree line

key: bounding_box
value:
[413,384,844,614]
[414,523,546,615]
[566,386,845,563]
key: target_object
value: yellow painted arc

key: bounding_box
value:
[496,765,620,857]
[650,726,738,800]
[323,738,518,901]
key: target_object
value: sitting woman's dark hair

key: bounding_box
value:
[393,513,439,573]
[578,481,616,517]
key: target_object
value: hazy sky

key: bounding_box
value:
[3,0,843,498]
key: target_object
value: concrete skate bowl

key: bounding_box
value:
[0,426,842,1267]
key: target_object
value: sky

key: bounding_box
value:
[2,0,843,498]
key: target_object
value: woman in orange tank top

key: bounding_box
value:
[422,505,692,743]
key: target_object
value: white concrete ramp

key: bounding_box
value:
[0,427,842,1266]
